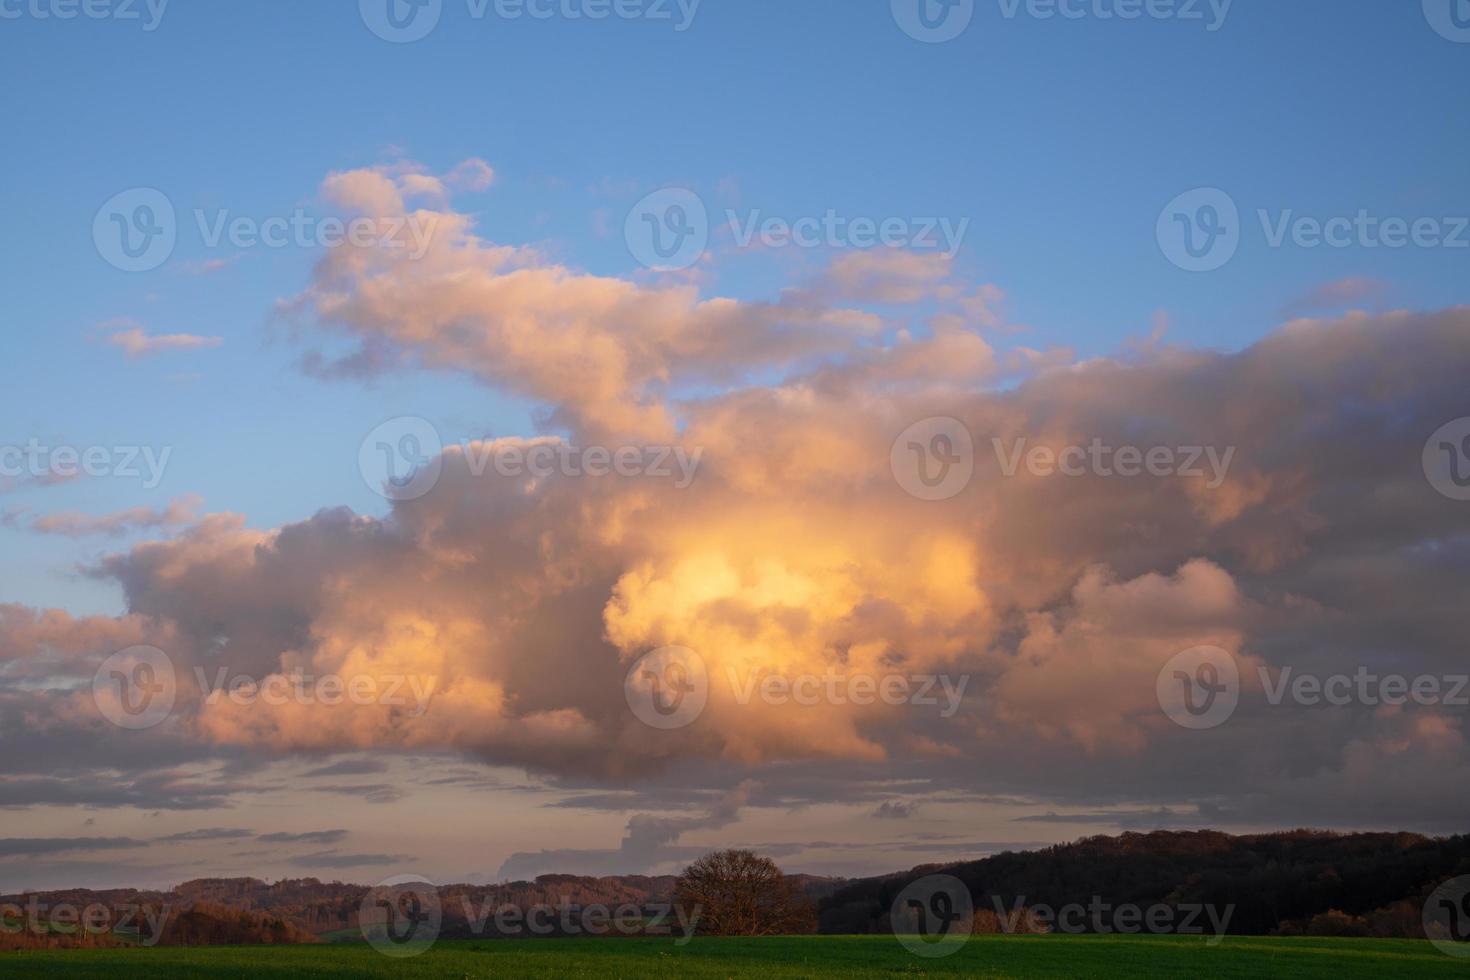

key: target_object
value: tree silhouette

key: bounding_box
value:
[673,850,817,937]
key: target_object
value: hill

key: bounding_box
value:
[819,829,1470,938]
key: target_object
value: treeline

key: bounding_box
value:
[3,873,699,942]
[0,902,318,950]
[819,829,1470,938]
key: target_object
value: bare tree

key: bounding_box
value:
[673,850,817,937]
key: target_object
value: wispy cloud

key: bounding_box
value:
[1282,276,1389,316]
[104,321,223,359]
[25,494,201,538]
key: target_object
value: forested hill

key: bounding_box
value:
[820,829,1470,938]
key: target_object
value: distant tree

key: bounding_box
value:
[673,850,817,936]
[1304,909,1369,938]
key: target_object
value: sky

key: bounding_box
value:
[1,0,1469,891]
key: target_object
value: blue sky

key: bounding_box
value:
[2,3,1467,618]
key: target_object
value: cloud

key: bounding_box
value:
[257,830,349,845]
[790,250,956,305]
[158,828,255,842]
[180,255,241,276]
[302,759,389,777]
[25,495,203,538]
[289,851,411,869]
[446,158,495,192]
[872,801,918,820]
[287,161,899,439]
[311,784,407,804]
[65,292,1470,834]
[1282,276,1389,316]
[497,781,756,880]
[0,837,142,857]
[5,161,1470,847]
[105,324,223,359]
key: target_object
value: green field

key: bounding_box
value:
[2,935,1464,978]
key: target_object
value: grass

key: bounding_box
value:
[1,934,1463,978]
